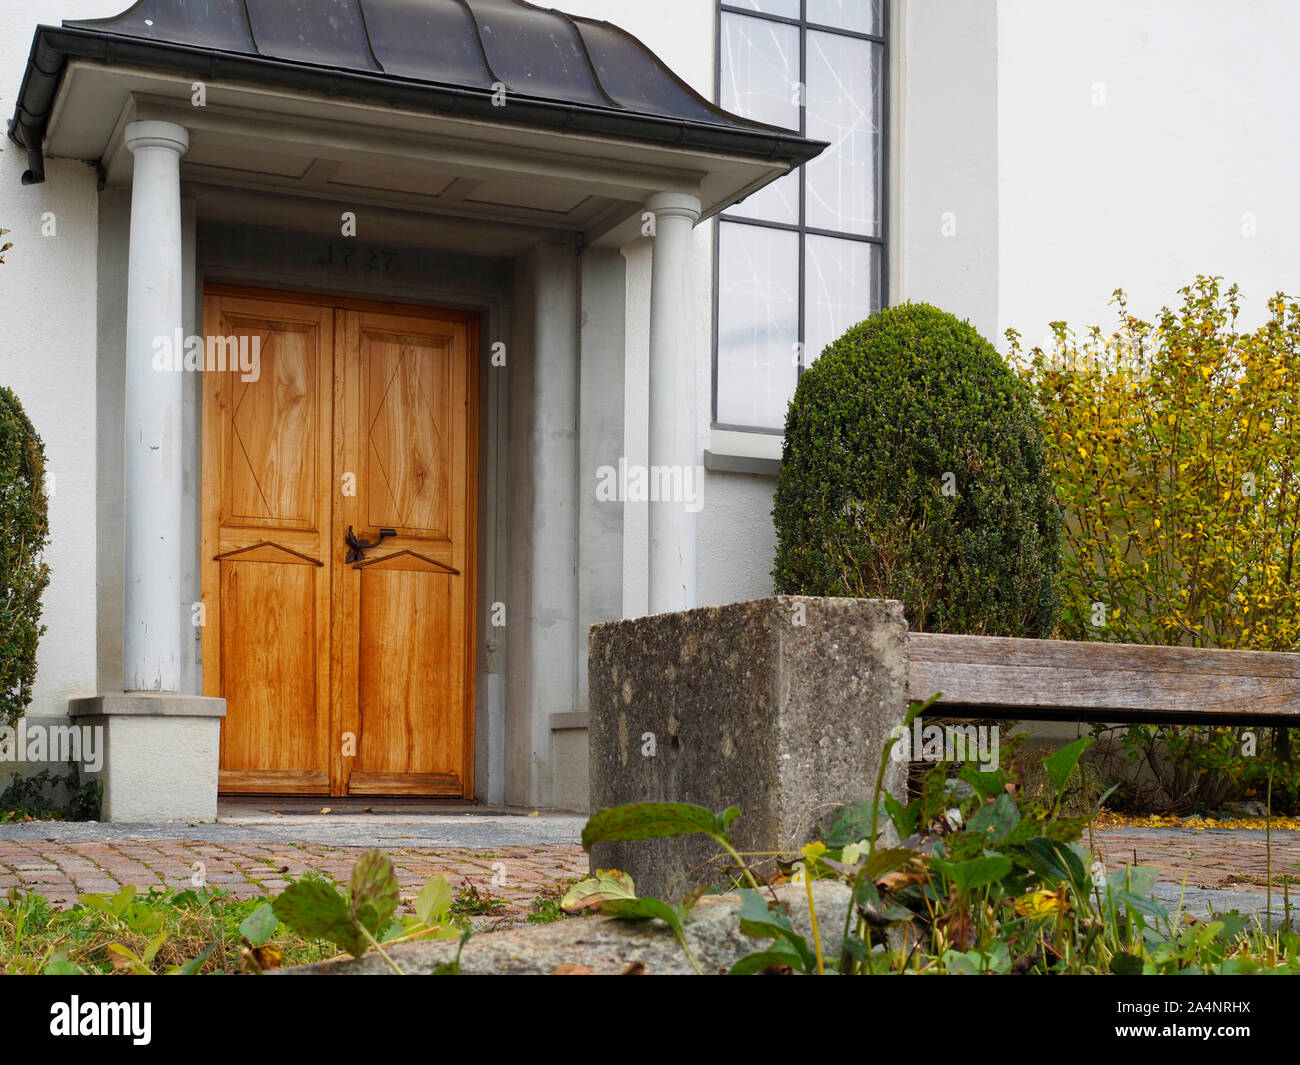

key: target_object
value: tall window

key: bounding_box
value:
[715,0,887,432]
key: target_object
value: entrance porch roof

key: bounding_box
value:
[7,0,825,240]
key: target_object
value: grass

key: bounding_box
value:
[527,882,580,925]
[450,882,509,917]
[0,886,333,974]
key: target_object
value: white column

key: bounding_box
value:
[123,120,188,691]
[645,191,702,614]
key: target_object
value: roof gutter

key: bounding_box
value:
[8,25,827,186]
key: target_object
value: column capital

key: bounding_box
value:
[125,120,190,157]
[645,191,701,223]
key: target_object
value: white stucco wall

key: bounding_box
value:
[996,0,1300,345]
[897,0,1000,340]
[0,1,113,727]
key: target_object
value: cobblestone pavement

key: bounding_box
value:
[0,836,590,916]
[1,818,1297,923]
[1092,827,1300,893]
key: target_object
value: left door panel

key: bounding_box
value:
[201,293,334,794]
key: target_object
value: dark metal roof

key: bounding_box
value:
[8,0,826,185]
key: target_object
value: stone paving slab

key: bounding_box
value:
[0,809,587,849]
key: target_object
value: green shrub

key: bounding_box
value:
[0,385,50,726]
[773,303,1062,636]
[0,767,101,823]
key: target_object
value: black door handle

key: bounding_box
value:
[345,526,396,563]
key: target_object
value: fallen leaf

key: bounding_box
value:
[552,963,592,974]
[877,870,927,892]
[561,870,637,912]
[528,810,540,817]
[621,961,646,975]
[251,944,283,970]
[318,806,332,815]
[239,943,285,974]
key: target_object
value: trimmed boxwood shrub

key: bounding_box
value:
[0,385,49,726]
[772,303,1062,636]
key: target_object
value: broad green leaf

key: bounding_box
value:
[349,849,400,935]
[78,885,136,919]
[1109,952,1144,976]
[1025,837,1089,893]
[1105,865,1159,899]
[273,879,367,957]
[1042,815,1090,843]
[1043,736,1093,793]
[958,762,1008,801]
[821,801,877,848]
[560,870,637,912]
[414,875,454,925]
[124,903,166,937]
[1214,912,1250,942]
[716,806,742,834]
[171,942,217,975]
[865,847,918,882]
[942,941,1010,974]
[600,896,685,938]
[730,942,805,975]
[856,876,915,926]
[678,884,709,921]
[582,803,727,849]
[966,793,1020,843]
[933,855,1012,895]
[733,889,815,970]
[43,952,83,976]
[105,943,148,975]
[238,902,279,946]
[883,794,918,839]
[1118,891,1168,920]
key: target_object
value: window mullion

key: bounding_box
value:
[797,0,807,378]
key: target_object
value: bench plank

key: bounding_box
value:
[908,633,1300,724]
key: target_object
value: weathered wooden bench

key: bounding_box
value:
[909,633,1300,725]
[588,598,1300,897]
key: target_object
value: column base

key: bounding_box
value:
[68,694,226,822]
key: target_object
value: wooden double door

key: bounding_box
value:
[201,287,477,797]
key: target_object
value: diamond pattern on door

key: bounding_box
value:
[365,335,450,537]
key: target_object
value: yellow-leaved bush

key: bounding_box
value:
[1009,276,1300,652]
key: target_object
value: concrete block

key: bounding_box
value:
[551,713,590,813]
[68,694,226,821]
[589,596,908,899]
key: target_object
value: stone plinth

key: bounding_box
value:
[68,693,226,822]
[588,596,908,900]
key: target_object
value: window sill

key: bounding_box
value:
[703,429,783,476]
